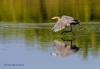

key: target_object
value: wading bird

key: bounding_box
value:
[51,15,80,34]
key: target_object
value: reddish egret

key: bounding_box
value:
[51,15,80,34]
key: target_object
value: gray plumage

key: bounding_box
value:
[53,40,79,57]
[51,15,79,32]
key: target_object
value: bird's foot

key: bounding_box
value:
[61,38,67,41]
[61,31,66,35]
[61,31,72,35]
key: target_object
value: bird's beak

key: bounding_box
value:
[51,17,55,19]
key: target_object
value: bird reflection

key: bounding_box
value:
[52,38,79,57]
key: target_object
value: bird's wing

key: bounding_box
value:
[61,15,74,23]
[61,15,74,20]
[61,49,75,56]
[53,40,75,56]
[53,40,66,51]
[61,15,79,24]
[52,19,67,32]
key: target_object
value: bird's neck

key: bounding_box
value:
[57,17,60,20]
[56,52,61,56]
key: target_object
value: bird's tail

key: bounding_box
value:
[73,19,80,25]
[73,19,79,23]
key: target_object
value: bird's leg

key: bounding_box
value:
[70,25,76,35]
[61,25,73,34]
[69,25,72,32]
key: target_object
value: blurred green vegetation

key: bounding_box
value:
[0,23,100,59]
[0,0,100,23]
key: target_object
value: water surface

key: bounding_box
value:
[0,22,100,69]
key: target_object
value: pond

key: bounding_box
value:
[0,22,100,69]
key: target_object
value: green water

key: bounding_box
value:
[0,0,100,23]
[0,0,100,59]
[0,22,100,59]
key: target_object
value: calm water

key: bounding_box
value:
[0,22,100,69]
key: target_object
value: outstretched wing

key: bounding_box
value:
[61,15,79,24]
[61,15,75,23]
[52,19,67,32]
[53,40,65,51]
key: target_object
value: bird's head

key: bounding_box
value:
[51,16,60,20]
